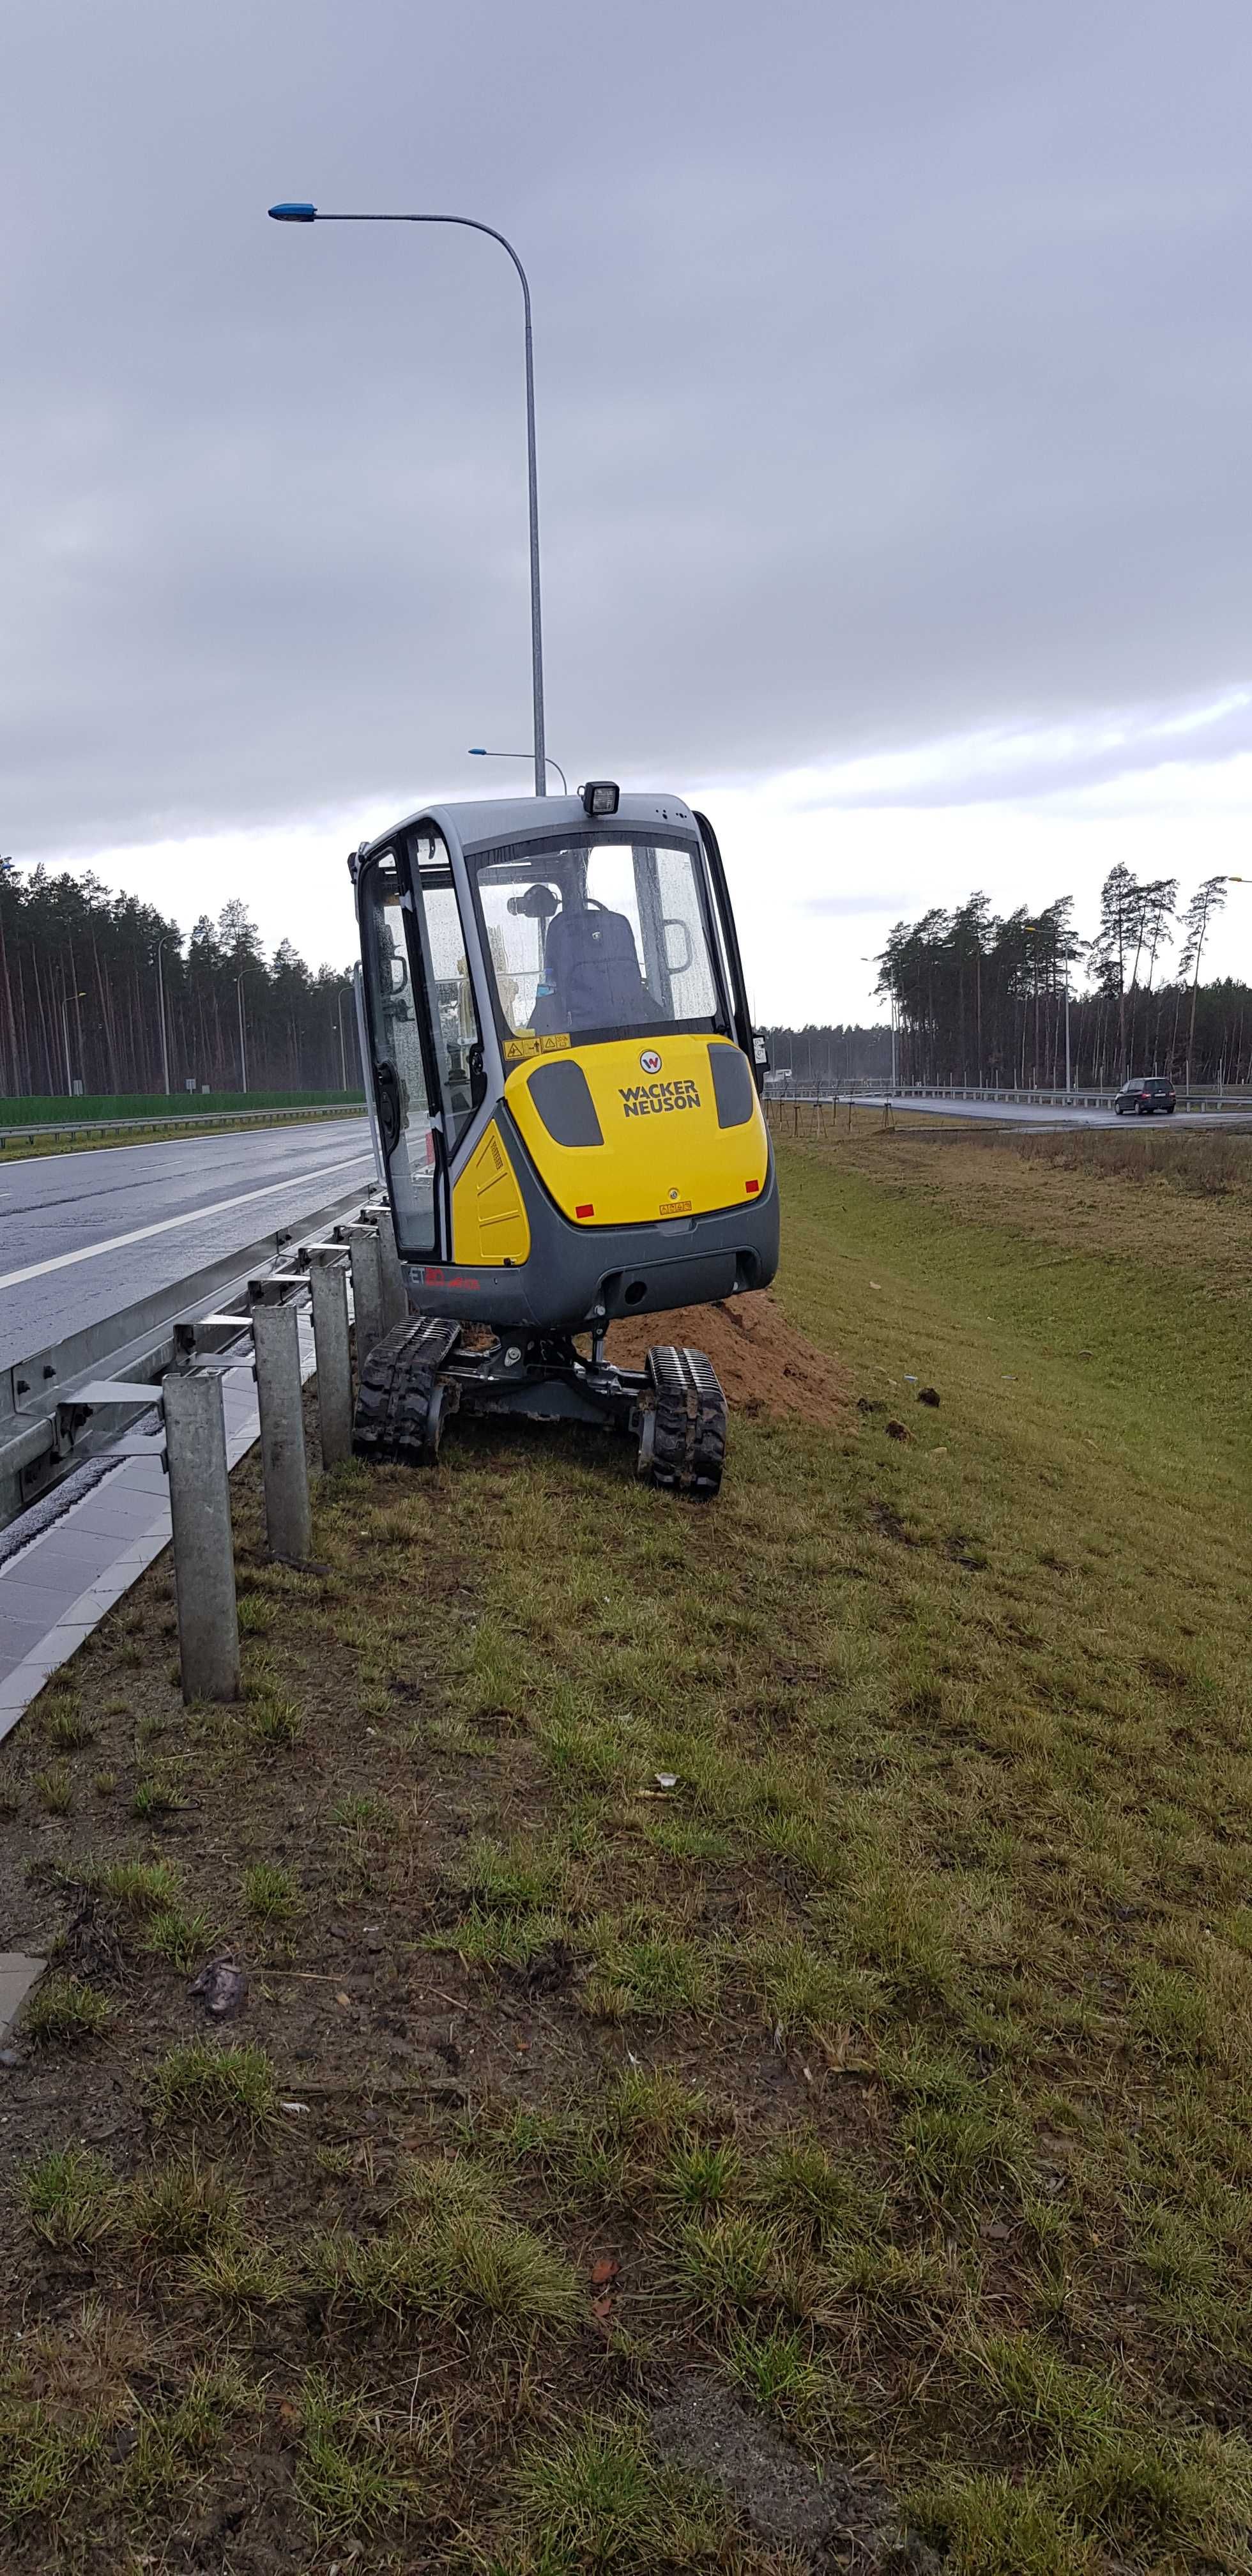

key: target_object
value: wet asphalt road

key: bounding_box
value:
[0,1117,375,1370]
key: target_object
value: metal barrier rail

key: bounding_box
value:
[156,1204,406,1701]
[0,1101,365,1153]
[765,1080,1251,1111]
[0,1179,380,1531]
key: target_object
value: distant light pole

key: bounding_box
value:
[336,986,349,1090]
[469,747,567,793]
[268,200,547,797]
[154,937,172,1096]
[235,972,250,1094]
[59,981,74,1096]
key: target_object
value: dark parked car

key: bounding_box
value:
[1115,1077,1176,1116]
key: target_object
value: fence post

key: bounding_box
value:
[251,1293,312,1565]
[375,1202,408,1333]
[164,1367,240,1703]
[349,1223,386,1365]
[309,1251,353,1471]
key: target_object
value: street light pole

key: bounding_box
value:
[155,937,172,1096]
[468,747,567,793]
[59,980,74,1096]
[269,202,547,797]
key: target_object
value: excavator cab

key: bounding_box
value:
[350,785,777,1492]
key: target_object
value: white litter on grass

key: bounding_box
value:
[280,2100,310,2117]
[655,1772,678,1791]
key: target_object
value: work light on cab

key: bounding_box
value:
[347,786,778,1497]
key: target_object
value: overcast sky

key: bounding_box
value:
[4,0,1252,1021]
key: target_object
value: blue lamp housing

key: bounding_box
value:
[268,202,317,222]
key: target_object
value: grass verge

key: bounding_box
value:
[0,1127,1248,2570]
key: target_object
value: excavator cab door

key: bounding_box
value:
[694,810,763,1093]
[357,847,448,1261]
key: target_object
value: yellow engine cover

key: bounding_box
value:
[505,1035,768,1228]
[452,1120,531,1264]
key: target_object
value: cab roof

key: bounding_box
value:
[358,790,700,867]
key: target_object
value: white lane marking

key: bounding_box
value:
[0,1151,377,1292]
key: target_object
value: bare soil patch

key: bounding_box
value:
[608,1289,851,1427]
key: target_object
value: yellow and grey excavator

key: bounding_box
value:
[349,781,777,1494]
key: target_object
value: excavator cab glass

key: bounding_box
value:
[468,833,725,1049]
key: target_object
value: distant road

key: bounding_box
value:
[852,1096,1252,1132]
[0,1116,374,1368]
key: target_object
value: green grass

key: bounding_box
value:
[250,1692,304,1745]
[121,2156,241,2254]
[19,2148,116,2250]
[724,2320,831,2430]
[22,1976,109,2045]
[131,1770,185,1820]
[308,2184,582,2333]
[79,1856,179,1913]
[241,1860,302,1924]
[42,1699,95,1751]
[149,2041,279,2128]
[296,2372,421,2540]
[3,1130,1251,2571]
[33,1763,73,1815]
[144,1902,219,1972]
[510,2415,728,2570]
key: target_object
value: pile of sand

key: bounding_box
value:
[607,1289,849,1429]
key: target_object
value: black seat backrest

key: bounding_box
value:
[545,903,653,1031]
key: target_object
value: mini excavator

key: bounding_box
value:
[349,781,777,1495]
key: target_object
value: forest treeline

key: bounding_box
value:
[0,862,362,1100]
[761,1023,892,1084]
[874,867,1248,1088]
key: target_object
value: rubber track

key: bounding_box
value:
[353,1315,462,1464]
[645,1344,726,1496]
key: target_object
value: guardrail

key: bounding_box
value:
[0,1101,366,1154]
[1,1196,407,1700]
[161,1203,407,1700]
[0,1177,382,1530]
[764,1078,1249,1112]
[894,1082,1248,1110]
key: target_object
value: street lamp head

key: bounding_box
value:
[468,747,487,757]
[268,201,317,223]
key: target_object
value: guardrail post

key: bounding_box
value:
[375,1203,409,1333]
[309,1252,353,1471]
[349,1223,386,1364]
[251,1294,312,1564]
[164,1368,240,1703]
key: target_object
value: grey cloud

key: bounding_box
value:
[802,894,911,917]
[3,0,1252,857]
[798,696,1252,813]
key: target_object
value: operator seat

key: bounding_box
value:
[544,900,654,1031]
